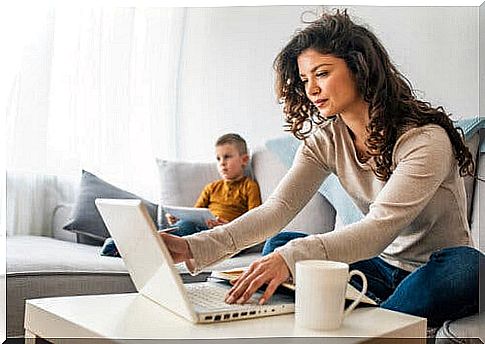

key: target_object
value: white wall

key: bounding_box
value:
[177,6,311,160]
[176,5,479,161]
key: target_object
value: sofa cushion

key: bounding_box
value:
[6,235,133,337]
[7,235,260,278]
[63,170,159,245]
[6,235,261,337]
[7,236,128,274]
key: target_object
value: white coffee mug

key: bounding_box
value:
[295,260,368,331]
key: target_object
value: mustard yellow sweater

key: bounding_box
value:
[194,176,261,222]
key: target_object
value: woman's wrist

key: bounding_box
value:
[184,238,194,260]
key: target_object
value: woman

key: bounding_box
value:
[161,10,482,327]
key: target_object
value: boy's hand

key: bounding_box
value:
[206,216,229,229]
[165,212,179,226]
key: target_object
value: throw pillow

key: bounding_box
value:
[63,170,158,246]
[265,135,364,225]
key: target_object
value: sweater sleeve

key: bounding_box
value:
[184,141,332,274]
[275,125,455,278]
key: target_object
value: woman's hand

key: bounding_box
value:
[225,252,290,305]
[206,216,229,229]
[159,232,193,264]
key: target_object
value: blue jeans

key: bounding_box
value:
[169,219,209,237]
[263,231,483,327]
[101,220,208,257]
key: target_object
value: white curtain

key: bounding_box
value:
[6,7,186,236]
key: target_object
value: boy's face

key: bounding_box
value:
[215,143,249,181]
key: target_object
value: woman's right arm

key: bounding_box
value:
[181,139,332,274]
[159,232,193,264]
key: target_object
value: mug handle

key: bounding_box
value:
[343,270,368,318]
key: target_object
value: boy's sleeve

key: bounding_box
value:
[194,183,211,208]
[246,179,262,210]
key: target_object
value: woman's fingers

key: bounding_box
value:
[225,253,290,304]
[260,279,281,305]
[236,273,269,304]
[225,264,255,300]
[228,268,262,302]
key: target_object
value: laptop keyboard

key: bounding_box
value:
[185,282,294,323]
[186,283,259,310]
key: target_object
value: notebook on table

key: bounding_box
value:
[95,198,294,324]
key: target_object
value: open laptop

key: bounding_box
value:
[95,198,294,323]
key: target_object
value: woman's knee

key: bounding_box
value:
[430,246,482,264]
[428,246,483,279]
[381,246,483,325]
[262,231,308,256]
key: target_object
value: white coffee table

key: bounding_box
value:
[24,293,426,343]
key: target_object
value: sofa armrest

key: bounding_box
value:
[52,203,77,242]
[6,171,78,237]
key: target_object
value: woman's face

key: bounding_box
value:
[297,49,366,119]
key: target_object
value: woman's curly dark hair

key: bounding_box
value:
[274,9,474,181]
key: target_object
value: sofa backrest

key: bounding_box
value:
[463,132,480,224]
[469,130,484,251]
[156,159,220,208]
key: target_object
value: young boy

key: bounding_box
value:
[101,133,261,256]
[165,133,262,236]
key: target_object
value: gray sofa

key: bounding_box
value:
[6,131,484,342]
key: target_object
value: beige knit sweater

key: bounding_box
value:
[185,116,472,278]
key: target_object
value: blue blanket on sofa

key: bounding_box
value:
[265,117,484,225]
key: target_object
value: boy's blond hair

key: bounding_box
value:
[215,133,248,156]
